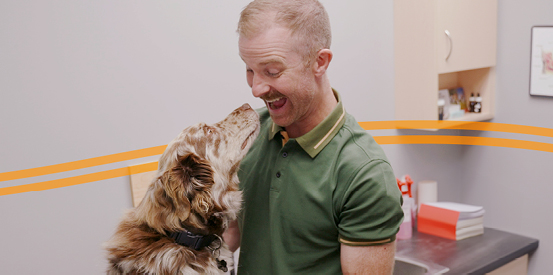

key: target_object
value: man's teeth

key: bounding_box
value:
[266,97,287,109]
[266,97,284,103]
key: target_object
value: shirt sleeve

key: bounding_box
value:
[336,159,404,246]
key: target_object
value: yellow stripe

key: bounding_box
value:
[0,145,166,181]
[0,162,158,197]
[314,106,346,150]
[339,237,392,246]
[374,135,553,153]
[358,120,553,138]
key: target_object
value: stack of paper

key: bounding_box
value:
[418,202,485,241]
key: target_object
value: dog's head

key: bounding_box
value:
[136,104,259,234]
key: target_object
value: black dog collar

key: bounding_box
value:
[168,229,218,250]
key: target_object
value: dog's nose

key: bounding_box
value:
[241,103,252,110]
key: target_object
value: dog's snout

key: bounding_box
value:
[240,103,252,110]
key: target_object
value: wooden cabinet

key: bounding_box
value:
[486,255,528,275]
[394,0,497,122]
[435,0,497,73]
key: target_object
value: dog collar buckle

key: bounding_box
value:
[169,230,217,250]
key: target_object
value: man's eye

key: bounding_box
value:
[267,71,280,77]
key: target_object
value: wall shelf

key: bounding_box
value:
[394,0,498,122]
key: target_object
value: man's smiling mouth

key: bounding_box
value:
[266,97,287,110]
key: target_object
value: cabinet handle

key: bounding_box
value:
[445,30,452,61]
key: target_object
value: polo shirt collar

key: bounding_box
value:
[269,89,346,158]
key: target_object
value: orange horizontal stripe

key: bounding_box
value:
[374,135,553,153]
[359,120,553,138]
[0,145,166,181]
[129,161,159,175]
[2,121,553,197]
[1,134,552,197]
[3,122,552,183]
[0,162,158,197]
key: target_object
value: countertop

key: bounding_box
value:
[396,227,539,274]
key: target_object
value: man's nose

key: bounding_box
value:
[251,75,270,98]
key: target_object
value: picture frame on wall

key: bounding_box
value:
[529,26,553,97]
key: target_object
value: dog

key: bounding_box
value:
[104,103,259,274]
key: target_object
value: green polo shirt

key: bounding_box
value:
[237,92,403,274]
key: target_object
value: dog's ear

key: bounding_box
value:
[134,167,192,233]
[135,152,219,232]
[173,153,220,229]
[174,153,214,191]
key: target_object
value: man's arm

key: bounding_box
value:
[222,219,241,252]
[340,241,396,275]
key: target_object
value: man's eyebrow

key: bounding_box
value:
[238,54,285,67]
[260,58,285,66]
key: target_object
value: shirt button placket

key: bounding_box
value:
[278,151,289,178]
[273,144,290,192]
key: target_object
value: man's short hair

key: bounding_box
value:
[237,0,332,66]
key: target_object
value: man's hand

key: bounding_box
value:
[222,219,241,252]
[340,241,396,274]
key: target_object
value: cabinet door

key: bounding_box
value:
[435,0,497,73]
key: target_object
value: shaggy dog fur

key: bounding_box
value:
[104,104,259,274]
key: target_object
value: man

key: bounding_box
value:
[223,0,403,274]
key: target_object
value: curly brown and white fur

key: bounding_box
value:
[104,104,259,274]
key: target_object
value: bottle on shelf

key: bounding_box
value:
[474,93,482,113]
[469,93,476,113]
[438,99,445,120]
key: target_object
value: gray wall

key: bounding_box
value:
[0,1,551,274]
[458,1,553,274]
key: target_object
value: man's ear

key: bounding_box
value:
[312,49,333,77]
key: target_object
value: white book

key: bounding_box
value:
[424,202,485,220]
[457,216,484,229]
[456,224,484,240]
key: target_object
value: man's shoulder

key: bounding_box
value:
[335,113,390,164]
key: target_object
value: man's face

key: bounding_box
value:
[239,25,317,129]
